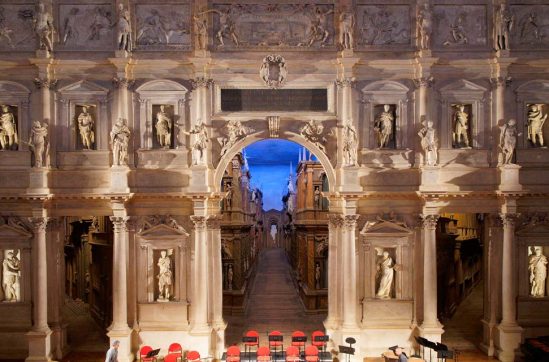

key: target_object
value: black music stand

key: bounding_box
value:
[269,334,283,360]
[292,336,307,357]
[313,335,329,352]
[242,336,258,361]
[146,348,161,360]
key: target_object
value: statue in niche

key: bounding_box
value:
[338,8,355,50]
[218,120,254,156]
[527,104,547,148]
[498,119,521,165]
[376,250,397,299]
[110,118,131,166]
[2,249,21,302]
[62,7,79,45]
[155,105,172,149]
[443,14,468,47]
[417,4,432,50]
[519,12,541,44]
[77,106,95,150]
[183,122,209,165]
[157,250,173,301]
[529,246,547,297]
[314,186,321,209]
[342,119,358,166]
[494,4,514,51]
[303,7,334,47]
[315,263,321,289]
[452,105,471,148]
[374,105,394,149]
[300,120,327,153]
[34,2,56,53]
[227,264,233,290]
[221,239,233,259]
[116,4,132,53]
[418,118,438,166]
[224,182,233,210]
[193,12,208,51]
[28,120,49,168]
[0,105,18,150]
[0,7,15,48]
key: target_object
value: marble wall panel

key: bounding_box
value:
[0,4,35,52]
[135,3,191,50]
[58,3,114,50]
[510,5,549,48]
[356,5,411,47]
[433,5,487,48]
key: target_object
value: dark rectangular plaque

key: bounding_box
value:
[221,89,328,112]
[338,346,355,355]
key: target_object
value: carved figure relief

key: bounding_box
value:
[338,8,355,50]
[59,5,113,50]
[452,104,472,148]
[218,120,254,156]
[417,4,432,50]
[0,7,15,48]
[418,118,438,166]
[260,54,287,89]
[28,120,49,168]
[498,119,521,165]
[156,249,173,302]
[110,118,131,166]
[357,5,410,46]
[513,10,543,45]
[526,104,547,148]
[34,2,55,53]
[528,246,547,297]
[374,104,395,149]
[0,5,36,52]
[136,5,190,49]
[116,4,132,53]
[299,119,327,154]
[2,249,21,302]
[183,122,209,165]
[193,11,208,50]
[154,105,173,149]
[76,105,95,150]
[494,4,514,51]
[434,6,486,48]
[0,105,18,150]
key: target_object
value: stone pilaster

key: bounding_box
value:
[190,215,209,332]
[325,213,344,330]
[341,214,359,330]
[207,215,225,358]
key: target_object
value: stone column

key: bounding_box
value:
[191,215,209,332]
[419,214,444,343]
[108,216,133,362]
[305,168,314,209]
[496,213,522,362]
[414,76,433,120]
[324,214,342,331]
[26,217,53,362]
[341,215,359,329]
[207,215,225,358]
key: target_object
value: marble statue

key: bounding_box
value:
[193,12,208,50]
[116,4,132,53]
[338,9,355,50]
[28,120,49,168]
[221,239,233,259]
[110,118,131,166]
[453,105,471,148]
[62,7,79,45]
[494,4,514,51]
[305,7,334,47]
[418,118,438,166]
[315,263,321,289]
[300,120,327,153]
[227,264,233,290]
[527,104,547,147]
[0,7,15,48]
[157,250,173,301]
[218,120,254,156]
[155,105,172,148]
[374,105,394,149]
[529,246,547,297]
[443,14,468,46]
[77,106,95,150]
[2,249,21,302]
[34,2,56,53]
[183,122,209,165]
[376,250,395,299]
[342,119,358,166]
[418,4,432,50]
[0,105,18,150]
[499,119,520,165]
[314,186,321,209]
[224,182,233,210]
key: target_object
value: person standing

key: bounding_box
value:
[105,340,120,362]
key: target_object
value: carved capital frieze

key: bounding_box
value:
[109,216,129,232]
[191,215,206,230]
[34,77,57,90]
[267,116,280,138]
[499,213,520,228]
[112,76,134,89]
[328,213,345,228]
[28,217,50,232]
[206,215,222,230]
[490,76,512,89]
[344,214,359,229]
[335,78,355,88]
[420,214,439,230]
[191,77,213,89]
[413,76,434,89]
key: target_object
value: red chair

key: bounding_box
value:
[305,345,319,362]
[285,346,300,362]
[311,330,326,352]
[186,350,201,362]
[257,346,271,362]
[268,330,283,358]
[165,343,183,362]
[139,345,157,362]
[291,331,307,356]
[243,330,259,357]
[227,345,241,362]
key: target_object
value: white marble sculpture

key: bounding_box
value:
[443,14,468,46]
[315,263,321,289]
[527,104,547,147]
[314,186,321,209]
[342,119,358,166]
[224,182,233,210]
[529,246,547,297]
[418,118,438,166]
[0,105,18,150]
[338,9,355,50]
[34,2,55,53]
[300,120,327,153]
[193,12,208,51]
[494,4,514,51]
[218,120,254,156]
[116,4,132,53]
[305,7,334,47]
[374,105,394,149]
[499,119,520,165]
[2,249,21,302]
[28,120,49,168]
[183,122,209,165]
[227,264,233,290]
[77,106,95,150]
[376,250,395,299]
[157,250,173,301]
[110,118,131,166]
[417,4,432,50]
[453,105,471,148]
[155,105,172,148]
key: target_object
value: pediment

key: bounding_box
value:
[516,80,549,94]
[440,79,487,94]
[136,80,188,93]
[0,224,32,239]
[362,80,409,94]
[0,81,30,95]
[517,222,549,235]
[58,80,109,95]
[360,220,412,235]
[139,223,189,238]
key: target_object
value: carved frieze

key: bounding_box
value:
[433,5,487,48]
[0,5,36,52]
[356,5,411,47]
[58,4,114,50]
[135,3,191,50]
[510,5,549,48]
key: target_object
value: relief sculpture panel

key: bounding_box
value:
[433,5,487,48]
[135,3,191,50]
[356,5,411,47]
[0,4,36,51]
[510,5,549,48]
[59,4,114,50]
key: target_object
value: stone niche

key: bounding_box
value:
[0,220,32,359]
[515,80,549,157]
[134,80,189,168]
[136,221,190,330]
[517,220,549,336]
[359,217,413,328]
[56,80,110,167]
[0,81,31,168]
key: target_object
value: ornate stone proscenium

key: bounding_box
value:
[218,120,254,156]
[260,54,287,89]
[299,119,327,154]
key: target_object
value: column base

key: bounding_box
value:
[107,328,134,362]
[26,329,53,362]
[50,323,70,360]
[211,320,227,359]
[419,323,444,342]
[495,323,523,362]
[480,319,496,356]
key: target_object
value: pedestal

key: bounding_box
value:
[338,166,361,193]
[194,49,211,58]
[107,328,133,362]
[110,166,130,193]
[189,165,210,193]
[35,50,51,59]
[480,319,496,356]
[339,49,354,58]
[28,169,50,194]
[498,164,522,192]
[417,49,432,58]
[25,329,53,362]
[50,323,69,360]
[419,166,441,192]
[495,324,523,362]
[114,50,130,58]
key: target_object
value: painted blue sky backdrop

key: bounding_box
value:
[244,139,305,211]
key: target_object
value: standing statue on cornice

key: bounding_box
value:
[183,121,209,165]
[418,118,438,166]
[110,118,131,166]
[494,4,514,51]
[417,4,432,50]
[193,11,208,51]
[116,3,132,53]
[34,2,56,53]
[453,104,471,148]
[155,105,173,149]
[338,8,354,50]
[499,118,520,165]
[28,120,49,168]
[342,119,358,166]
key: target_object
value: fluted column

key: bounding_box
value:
[420,214,442,330]
[208,215,224,326]
[30,217,51,333]
[109,216,130,332]
[191,215,209,331]
[341,215,359,329]
[325,214,343,329]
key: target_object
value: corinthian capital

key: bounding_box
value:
[191,215,206,230]
[490,76,512,89]
[420,214,439,229]
[499,213,519,228]
[328,213,345,228]
[206,215,222,229]
[109,216,129,232]
[344,215,359,229]
[34,77,57,90]
[191,77,213,89]
[112,76,134,89]
[413,76,434,89]
[28,217,50,231]
[335,77,355,88]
